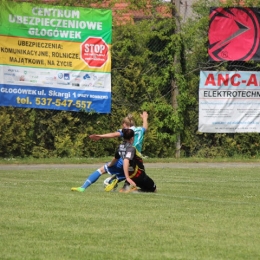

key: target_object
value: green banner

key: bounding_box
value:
[0,0,112,43]
[0,1,112,113]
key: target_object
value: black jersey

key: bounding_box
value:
[115,140,156,192]
[115,141,144,177]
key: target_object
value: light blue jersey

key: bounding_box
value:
[118,126,146,153]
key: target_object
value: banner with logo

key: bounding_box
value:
[208,7,260,61]
[0,0,112,113]
[199,71,260,133]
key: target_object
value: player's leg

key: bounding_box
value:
[120,172,156,193]
[71,166,106,192]
[104,158,125,180]
[119,181,132,193]
[119,181,137,193]
[104,158,125,191]
[135,173,157,192]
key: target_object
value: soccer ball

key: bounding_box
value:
[103,176,118,191]
[103,177,113,188]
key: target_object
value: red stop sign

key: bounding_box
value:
[80,37,109,68]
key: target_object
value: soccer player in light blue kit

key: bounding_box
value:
[71,111,148,192]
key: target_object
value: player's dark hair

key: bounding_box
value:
[122,128,134,140]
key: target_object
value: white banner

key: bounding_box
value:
[199,71,260,133]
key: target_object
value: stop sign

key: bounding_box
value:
[80,37,109,68]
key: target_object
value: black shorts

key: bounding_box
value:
[133,172,156,192]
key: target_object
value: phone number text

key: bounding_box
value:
[17,97,92,109]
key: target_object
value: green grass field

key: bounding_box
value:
[1,165,260,260]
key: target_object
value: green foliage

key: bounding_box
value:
[0,108,35,157]
[2,0,260,158]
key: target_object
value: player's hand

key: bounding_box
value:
[126,177,136,187]
[89,134,101,141]
[140,111,148,119]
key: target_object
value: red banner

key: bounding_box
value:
[208,7,260,61]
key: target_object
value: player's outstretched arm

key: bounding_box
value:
[89,132,121,141]
[140,111,148,130]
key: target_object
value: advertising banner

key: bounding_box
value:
[208,7,260,61]
[0,1,112,113]
[199,71,260,133]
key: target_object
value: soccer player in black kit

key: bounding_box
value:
[107,128,157,193]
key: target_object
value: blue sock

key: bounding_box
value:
[81,170,102,189]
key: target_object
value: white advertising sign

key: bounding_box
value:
[199,71,260,133]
